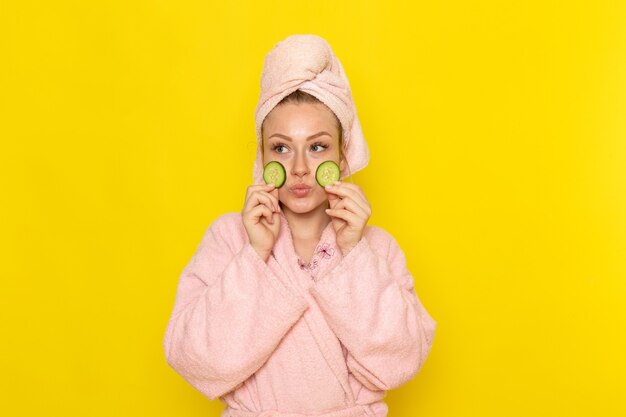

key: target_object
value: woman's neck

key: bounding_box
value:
[281,201,331,241]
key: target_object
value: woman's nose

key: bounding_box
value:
[291,151,310,177]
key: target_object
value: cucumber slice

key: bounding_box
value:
[263,161,286,188]
[316,160,341,187]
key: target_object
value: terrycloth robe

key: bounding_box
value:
[162,211,437,417]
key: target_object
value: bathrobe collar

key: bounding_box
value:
[271,210,342,289]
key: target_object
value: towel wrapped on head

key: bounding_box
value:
[253,34,369,185]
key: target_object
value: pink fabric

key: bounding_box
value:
[253,34,370,185]
[163,211,437,417]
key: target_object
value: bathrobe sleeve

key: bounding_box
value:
[309,227,437,392]
[163,214,310,400]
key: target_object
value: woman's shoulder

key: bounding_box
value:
[211,211,244,229]
[363,223,395,243]
[362,224,401,256]
[202,211,247,252]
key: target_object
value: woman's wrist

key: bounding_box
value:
[339,244,355,257]
[252,245,271,263]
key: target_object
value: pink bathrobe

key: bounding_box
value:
[162,210,437,417]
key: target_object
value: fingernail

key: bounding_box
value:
[333,180,341,185]
[325,184,332,189]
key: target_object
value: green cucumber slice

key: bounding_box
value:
[316,160,341,187]
[263,161,286,188]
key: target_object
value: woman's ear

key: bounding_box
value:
[339,157,347,173]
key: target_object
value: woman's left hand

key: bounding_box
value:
[324,181,372,256]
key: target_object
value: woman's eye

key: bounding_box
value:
[272,143,326,153]
[273,144,287,153]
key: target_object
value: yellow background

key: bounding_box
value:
[2,1,625,416]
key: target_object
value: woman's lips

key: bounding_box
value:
[290,185,312,197]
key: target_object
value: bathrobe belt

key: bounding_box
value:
[222,402,381,417]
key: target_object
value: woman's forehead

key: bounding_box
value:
[264,105,340,140]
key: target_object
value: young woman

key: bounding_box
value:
[163,35,437,417]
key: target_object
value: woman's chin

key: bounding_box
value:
[285,203,314,214]
[283,196,324,214]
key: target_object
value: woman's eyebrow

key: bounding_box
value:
[268,131,332,141]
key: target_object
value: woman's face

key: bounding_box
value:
[262,101,346,215]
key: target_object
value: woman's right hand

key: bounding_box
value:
[242,183,281,263]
